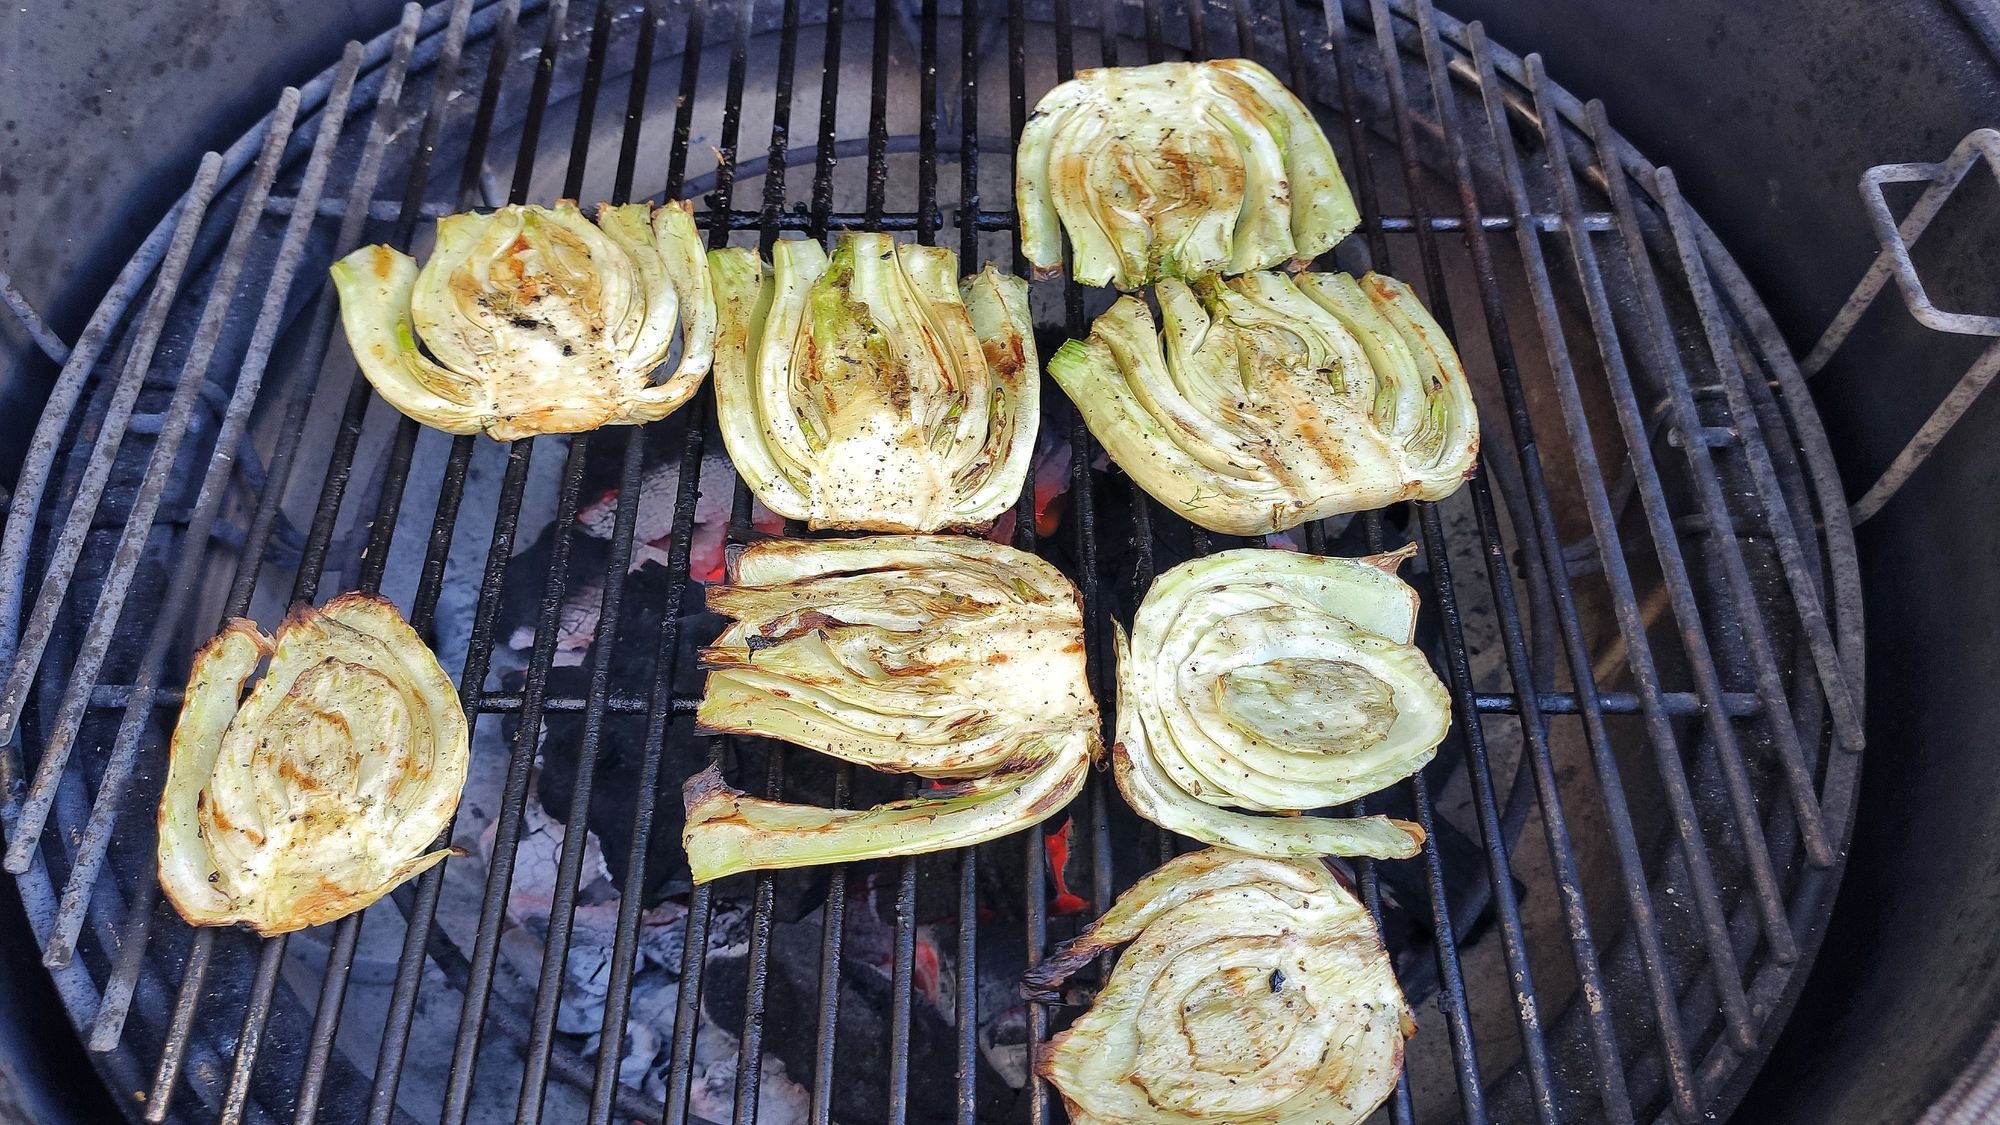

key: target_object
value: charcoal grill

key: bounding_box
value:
[0,0,1864,1120]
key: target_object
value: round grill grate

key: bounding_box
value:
[0,0,1864,1121]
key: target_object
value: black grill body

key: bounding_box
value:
[1,0,1947,1122]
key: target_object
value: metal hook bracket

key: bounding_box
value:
[1802,127,2000,524]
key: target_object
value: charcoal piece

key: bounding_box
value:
[531,706,708,906]
[493,510,615,664]
[510,559,725,904]
[699,736,838,922]
[703,910,1022,1125]
[496,427,730,906]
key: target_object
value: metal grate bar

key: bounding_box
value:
[294,3,487,614]
[1051,0,1119,932]
[1525,47,1839,893]
[1034,0,1124,1119]
[808,0,844,240]
[349,5,498,608]
[564,0,621,203]
[1418,0,1782,1062]
[1404,10,1630,1120]
[1183,0,1206,59]
[647,6,719,1121]
[146,930,217,1124]
[726,0,802,1120]
[759,0,801,252]
[1449,138,1785,1044]
[421,0,656,1117]
[4,72,284,886]
[0,154,232,752]
[1360,2,1489,1116]
[734,749,786,1125]
[1,144,276,796]
[223,941,292,1125]
[461,0,523,199]
[205,51,368,1125]
[1396,0,1768,1096]
[616,0,661,196]
[806,777,853,1124]
[1655,177,1864,756]
[1136,0,1208,884]
[589,319,711,1119]
[1470,469,1644,1121]
[1422,27,1638,1122]
[885,0,943,1120]
[91,11,433,1069]
[954,0,982,1114]
[1544,0,1816,1056]
[863,0,892,223]
[1138,0,1165,61]
[44,152,223,1071]
[997,0,1052,1121]
[1351,597,1419,1121]
[33,50,356,976]
[727,452,784,1125]
[1466,42,1817,973]
[264,4,478,1112]
[1421,57,1724,1103]
[83,678,1766,719]
[349,8,533,1123]
[1640,177,1865,779]
[1117,0,1168,868]
[512,0,667,1118]
[581,7,713,1125]
[282,2,548,1120]
[587,86,714,1121]
[86,887,163,1056]
[918,0,940,241]
[1381,46,1573,1125]
[1472,50,1720,1112]
[1318,13,1415,1123]
[235,13,472,1115]
[290,914,363,1124]
[193,5,478,1121]
[800,1,852,1119]
[660,1,750,1119]
[272,193,1621,234]
[0,198,202,689]
[247,12,439,619]
[123,89,303,1125]
[1040,6,1136,1120]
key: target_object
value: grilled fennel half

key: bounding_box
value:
[684,536,1099,882]
[1018,59,1358,289]
[330,200,715,440]
[1112,547,1443,859]
[1048,270,1479,534]
[1023,848,1413,1125]
[158,594,468,935]
[708,233,1038,533]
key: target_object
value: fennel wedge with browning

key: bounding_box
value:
[1048,269,1479,534]
[684,536,1099,882]
[708,233,1039,533]
[1023,848,1412,1125]
[1112,547,1443,859]
[1017,59,1358,289]
[330,200,715,440]
[158,594,469,935]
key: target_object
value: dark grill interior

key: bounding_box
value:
[0,0,1863,1121]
